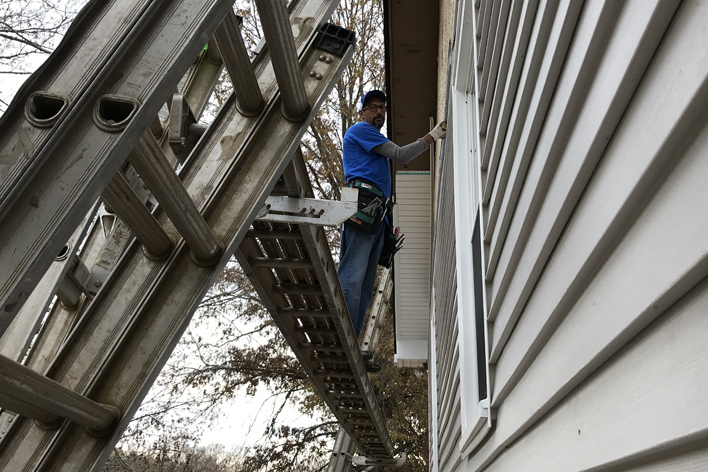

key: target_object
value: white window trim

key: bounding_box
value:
[451,0,492,456]
[428,287,440,472]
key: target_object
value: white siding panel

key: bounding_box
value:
[458,0,708,470]
[480,0,532,170]
[479,118,708,468]
[480,0,562,234]
[492,0,703,404]
[394,172,432,364]
[488,0,679,362]
[484,0,582,280]
[469,276,708,472]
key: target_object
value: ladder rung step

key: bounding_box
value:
[250,257,314,269]
[325,381,358,388]
[344,418,375,425]
[102,173,173,259]
[317,358,349,366]
[128,133,222,265]
[364,448,389,454]
[247,229,303,240]
[255,0,309,120]
[336,397,365,405]
[350,425,376,432]
[274,283,323,295]
[359,442,386,448]
[338,402,365,410]
[314,353,347,361]
[279,307,330,318]
[299,343,344,352]
[323,381,359,389]
[339,409,367,415]
[296,325,337,335]
[0,354,120,435]
[214,9,264,115]
[317,369,355,377]
[328,391,362,398]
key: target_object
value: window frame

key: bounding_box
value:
[450,0,493,456]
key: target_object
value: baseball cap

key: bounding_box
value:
[358,90,387,110]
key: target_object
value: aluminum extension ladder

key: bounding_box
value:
[0,0,396,469]
[324,268,407,471]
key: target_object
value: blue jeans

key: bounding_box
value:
[337,222,386,337]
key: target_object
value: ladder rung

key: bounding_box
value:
[317,357,349,366]
[102,172,173,259]
[296,325,337,335]
[328,391,362,398]
[214,9,264,115]
[317,369,355,378]
[279,307,329,318]
[0,354,120,436]
[325,379,358,388]
[128,132,222,265]
[315,353,348,362]
[247,228,303,240]
[339,408,367,415]
[299,342,344,352]
[275,283,323,295]
[344,418,375,425]
[250,257,314,269]
[350,425,376,432]
[254,0,309,120]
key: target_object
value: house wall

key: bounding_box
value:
[431,0,708,470]
[431,138,462,472]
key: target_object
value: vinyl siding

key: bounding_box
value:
[432,0,708,470]
[431,148,462,472]
[395,172,432,363]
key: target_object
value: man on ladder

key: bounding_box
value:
[337,89,446,370]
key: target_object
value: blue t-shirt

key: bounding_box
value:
[342,122,391,197]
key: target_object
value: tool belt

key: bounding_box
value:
[345,180,393,234]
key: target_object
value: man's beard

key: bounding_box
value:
[373,116,384,129]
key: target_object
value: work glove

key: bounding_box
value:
[429,121,447,141]
[393,226,404,252]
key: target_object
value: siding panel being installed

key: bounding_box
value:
[394,172,432,366]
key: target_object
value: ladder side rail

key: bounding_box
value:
[0,0,155,202]
[0,25,352,471]
[0,206,99,362]
[361,268,393,355]
[327,427,357,472]
[327,269,393,472]
[0,0,236,334]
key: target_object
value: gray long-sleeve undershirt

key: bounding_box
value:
[372,139,429,164]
